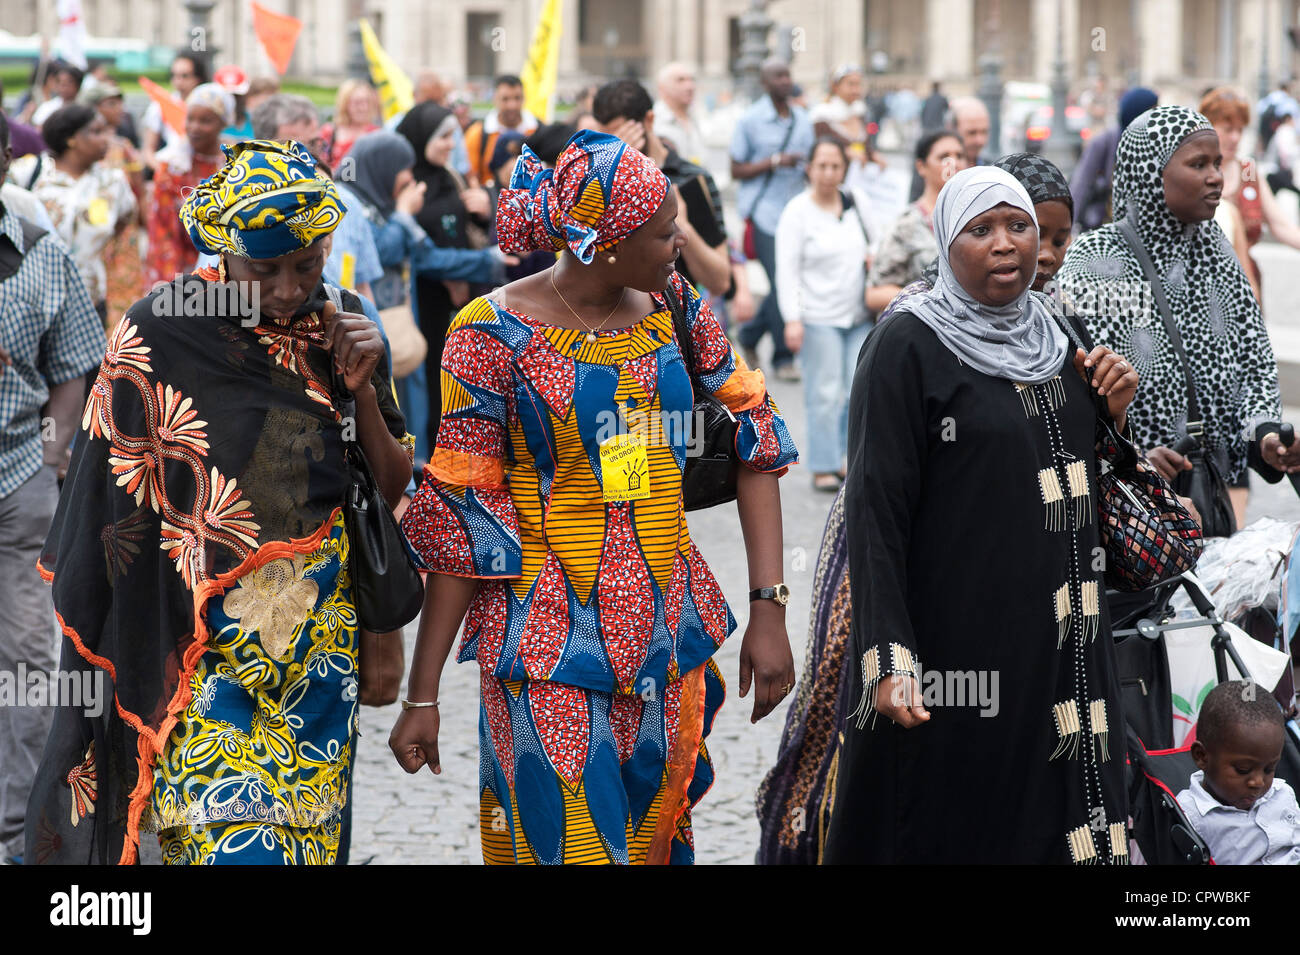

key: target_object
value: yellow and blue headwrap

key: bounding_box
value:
[179,140,346,260]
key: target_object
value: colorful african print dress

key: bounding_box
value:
[401,272,797,864]
[27,275,411,865]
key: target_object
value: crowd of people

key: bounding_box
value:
[2,46,1300,867]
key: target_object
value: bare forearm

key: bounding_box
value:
[736,467,784,590]
[354,382,409,507]
[1262,181,1300,247]
[406,573,478,702]
[41,375,85,466]
[866,284,902,312]
[679,234,732,297]
[731,158,772,181]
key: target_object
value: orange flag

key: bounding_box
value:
[139,76,186,135]
[251,1,302,75]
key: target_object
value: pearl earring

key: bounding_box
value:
[607,255,617,264]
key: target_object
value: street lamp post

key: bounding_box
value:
[1044,0,1075,177]
[604,27,619,80]
[1259,0,1273,101]
[736,0,774,103]
[977,0,1003,156]
[346,0,369,81]
[182,0,218,72]
[978,55,1004,156]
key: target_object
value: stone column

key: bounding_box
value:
[1137,0,1182,88]
[926,0,973,85]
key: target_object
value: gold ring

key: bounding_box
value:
[780,682,793,696]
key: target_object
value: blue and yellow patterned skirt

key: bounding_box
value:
[148,514,360,865]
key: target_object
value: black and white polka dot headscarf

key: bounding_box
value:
[1056,105,1280,482]
[1111,106,1213,266]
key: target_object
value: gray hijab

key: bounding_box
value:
[905,165,1070,384]
[343,130,416,219]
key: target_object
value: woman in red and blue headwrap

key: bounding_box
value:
[27,140,414,865]
[392,130,799,864]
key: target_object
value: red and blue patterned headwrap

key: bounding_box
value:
[496,129,669,264]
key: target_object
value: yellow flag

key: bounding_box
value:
[520,0,563,122]
[359,18,413,122]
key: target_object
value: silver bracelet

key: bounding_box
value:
[400,699,439,710]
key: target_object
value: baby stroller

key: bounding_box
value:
[1112,571,1300,864]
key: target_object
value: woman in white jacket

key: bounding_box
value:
[778,138,873,491]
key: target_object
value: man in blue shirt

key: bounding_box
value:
[0,112,105,865]
[730,59,814,380]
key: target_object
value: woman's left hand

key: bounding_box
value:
[738,604,795,723]
[461,186,491,218]
[1259,432,1300,473]
[1073,346,1138,427]
[322,299,386,393]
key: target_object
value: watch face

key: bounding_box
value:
[775,583,790,606]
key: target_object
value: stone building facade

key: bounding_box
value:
[10,0,1300,104]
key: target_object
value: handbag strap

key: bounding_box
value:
[745,114,797,219]
[842,189,872,246]
[662,280,698,384]
[1115,215,1204,443]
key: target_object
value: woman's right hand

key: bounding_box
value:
[389,705,442,775]
[1146,445,1194,482]
[396,179,427,216]
[784,319,804,353]
[875,673,931,728]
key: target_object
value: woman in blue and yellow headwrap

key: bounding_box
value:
[26,140,415,865]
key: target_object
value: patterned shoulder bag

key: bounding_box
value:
[1051,302,1204,591]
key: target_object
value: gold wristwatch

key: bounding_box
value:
[748,583,790,607]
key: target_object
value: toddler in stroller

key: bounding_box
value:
[1176,681,1300,865]
[1114,574,1300,863]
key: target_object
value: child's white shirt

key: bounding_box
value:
[1177,770,1300,865]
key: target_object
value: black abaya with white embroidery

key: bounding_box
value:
[822,309,1129,865]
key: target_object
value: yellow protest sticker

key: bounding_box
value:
[599,433,651,502]
[87,197,110,227]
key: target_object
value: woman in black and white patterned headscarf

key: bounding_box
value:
[1058,105,1295,524]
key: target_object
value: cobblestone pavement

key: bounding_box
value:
[350,247,1300,864]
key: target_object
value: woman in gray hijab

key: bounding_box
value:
[342,130,505,315]
[824,165,1141,864]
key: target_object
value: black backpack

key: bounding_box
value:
[0,212,50,283]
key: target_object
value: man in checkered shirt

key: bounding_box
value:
[0,111,105,864]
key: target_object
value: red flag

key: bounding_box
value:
[138,76,186,135]
[251,1,303,75]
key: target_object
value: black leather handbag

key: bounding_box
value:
[663,280,739,511]
[326,305,426,633]
[1116,217,1236,538]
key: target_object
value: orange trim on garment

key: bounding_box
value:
[41,508,343,864]
[426,453,506,489]
[712,364,768,414]
[646,663,707,865]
